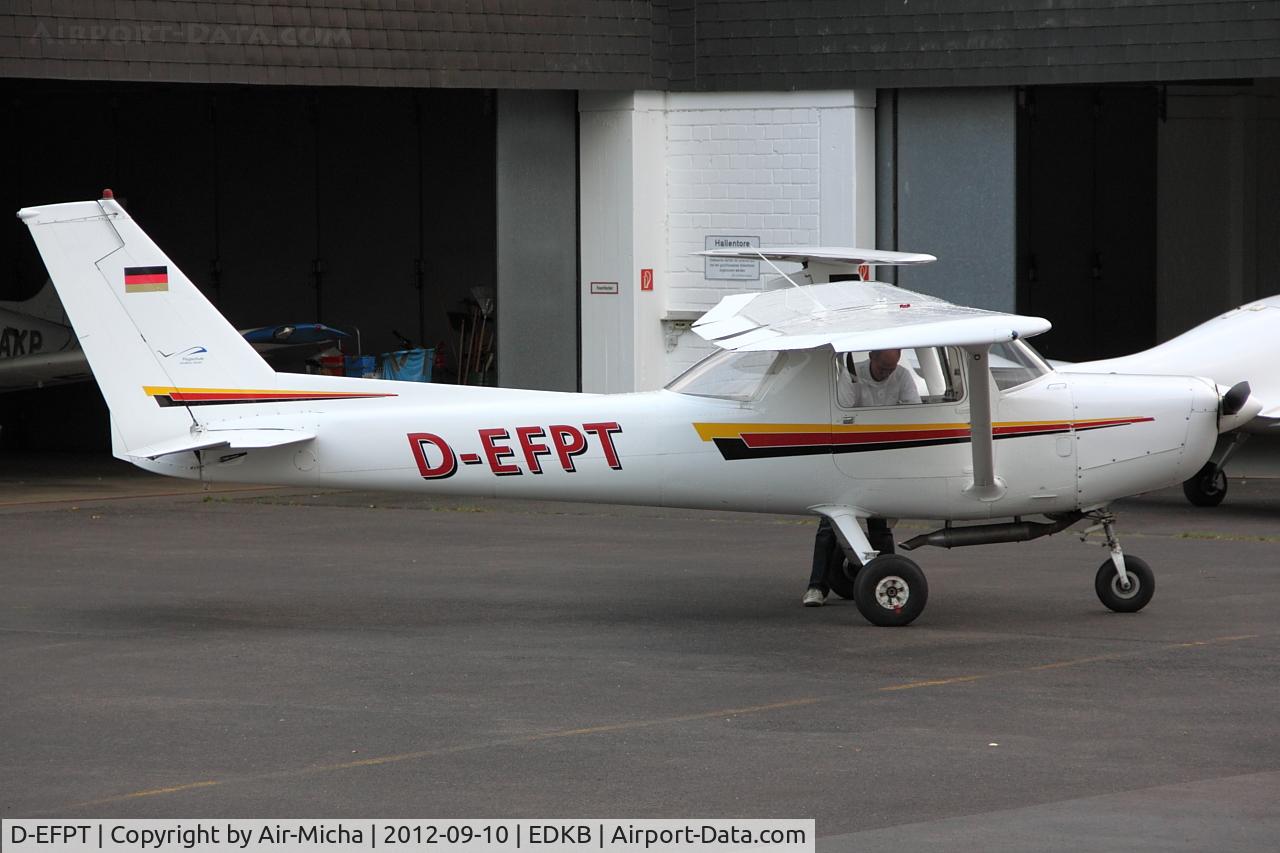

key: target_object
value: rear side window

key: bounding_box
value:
[667,350,782,401]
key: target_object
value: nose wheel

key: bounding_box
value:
[1182,462,1228,507]
[1085,512,1155,613]
[1095,555,1154,612]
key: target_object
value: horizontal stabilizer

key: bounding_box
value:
[693,281,1050,352]
[128,428,316,461]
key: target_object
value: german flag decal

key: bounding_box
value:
[144,386,398,407]
[124,266,169,293]
[694,417,1153,461]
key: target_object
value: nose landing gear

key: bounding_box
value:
[1084,512,1155,613]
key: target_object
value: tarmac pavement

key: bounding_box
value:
[0,452,1277,851]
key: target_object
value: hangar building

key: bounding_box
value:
[2,1,1278,448]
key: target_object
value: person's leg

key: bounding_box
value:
[867,517,895,555]
[804,518,838,605]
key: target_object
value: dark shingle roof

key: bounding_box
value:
[3,1,1279,90]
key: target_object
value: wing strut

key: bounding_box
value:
[962,345,1006,501]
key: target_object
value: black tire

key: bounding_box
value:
[825,551,859,600]
[1182,463,1227,507]
[853,555,928,627]
[1094,555,1155,613]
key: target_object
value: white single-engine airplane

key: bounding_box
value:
[17,194,1260,626]
[1064,296,1280,507]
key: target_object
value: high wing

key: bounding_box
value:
[692,259,1052,504]
[697,247,937,267]
[693,280,1051,352]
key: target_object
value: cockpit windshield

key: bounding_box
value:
[666,349,782,401]
[989,339,1051,391]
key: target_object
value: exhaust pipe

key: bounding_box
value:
[900,512,1083,551]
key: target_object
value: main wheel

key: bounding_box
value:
[1094,555,1155,613]
[1183,463,1227,507]
[853,555,928,627]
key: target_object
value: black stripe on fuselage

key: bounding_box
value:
[711,426,1074,461]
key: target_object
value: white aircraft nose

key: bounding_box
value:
[1217,381,1263,433]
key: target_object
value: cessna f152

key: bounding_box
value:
[17,194,1259,626]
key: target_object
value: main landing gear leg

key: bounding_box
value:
[1084,511,1155,613]
[824,518,896,601]
[811,506,928,627]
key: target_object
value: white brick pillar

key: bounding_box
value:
[579,90,876,391]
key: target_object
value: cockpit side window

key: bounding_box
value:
[666,349,783,401]
[834,346,965,409]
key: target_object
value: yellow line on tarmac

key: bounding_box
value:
[70,780,221,807]
[879,674,985,691]
[878,633,1262,693]
[62,698,821,808]
[289,698,823,776]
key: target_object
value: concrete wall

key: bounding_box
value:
[579,89,876,392]
[496,90,579,391]
[893,88,1018,311]
[577,91,666,394]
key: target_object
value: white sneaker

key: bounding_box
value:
[802,587,827,607]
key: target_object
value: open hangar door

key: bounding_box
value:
[1017,81,1280,363]
[0,80,497,451]
[1016,85,1158,362]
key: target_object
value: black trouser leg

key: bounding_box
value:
[867,517,895,555]
[808,518,840,592]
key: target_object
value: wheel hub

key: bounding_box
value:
[874,575,910,610]
[1110,573,1140,599]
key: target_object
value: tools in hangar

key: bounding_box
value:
[448,286,496,386]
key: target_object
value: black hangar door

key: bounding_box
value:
[1018,86,1158,362]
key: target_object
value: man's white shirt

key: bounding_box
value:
[838,360,922,408]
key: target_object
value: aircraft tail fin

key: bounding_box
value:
[17,195,277,458]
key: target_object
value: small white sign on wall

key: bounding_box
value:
[704,235,761,281]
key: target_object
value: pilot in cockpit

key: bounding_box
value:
[838,348,921,408]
